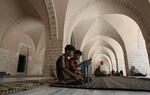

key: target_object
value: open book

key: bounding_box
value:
[77,58,92,70]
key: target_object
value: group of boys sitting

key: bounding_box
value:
[56,45,84,85]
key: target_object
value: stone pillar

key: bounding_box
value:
[43,0,64,77]
[43,39,63,77]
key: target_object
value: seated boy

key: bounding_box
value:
[68,50,84,81]
[56,45,76,83]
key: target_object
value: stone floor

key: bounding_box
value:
[10,85,150,95]
[2,76,150,95]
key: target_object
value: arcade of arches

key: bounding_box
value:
[0,0,150,78]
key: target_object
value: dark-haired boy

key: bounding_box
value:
[56,45,76,82]
[68,50,84,81]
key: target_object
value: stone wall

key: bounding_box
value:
[27,56,44,76]
[0,48,45,76]
[43,39,63,76]
[0,48,19,75]
[128,51,150,76]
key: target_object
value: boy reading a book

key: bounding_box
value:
[68,50,84,81]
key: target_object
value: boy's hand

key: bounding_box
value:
[74,74,83,80]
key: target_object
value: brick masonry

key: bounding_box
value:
[43,0,64,77]
[0,48,19,75]
[0,48,45,76]
[43,39,63,76]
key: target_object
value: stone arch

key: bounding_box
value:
[0,0,60,76]
[89,46,117,73]
[71,16,129,75]
[42,0,63,76]
[82,35,125,73]
[66,14,149,75]
[2,17,44,50]
[64,0,150,43]
[63,0,150,76]
[44,0,58,40]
